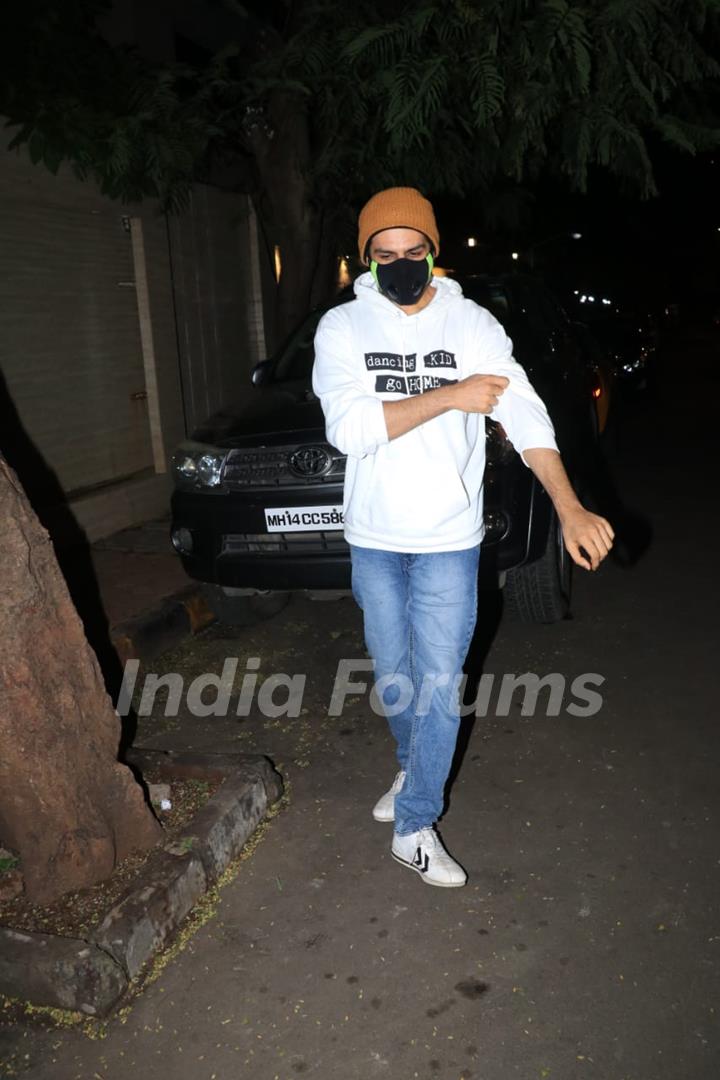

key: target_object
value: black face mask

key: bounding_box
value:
[371,254,434,306]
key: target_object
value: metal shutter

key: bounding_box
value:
[0,154,153,496]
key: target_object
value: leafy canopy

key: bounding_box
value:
[3,0,719,212]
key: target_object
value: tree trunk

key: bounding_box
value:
[310,207,344,310]
[0,457,161,905]
[248,91,338,347]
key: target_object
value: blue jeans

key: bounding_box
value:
[350,544,480,836]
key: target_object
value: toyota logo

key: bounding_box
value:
[289,446,333,478]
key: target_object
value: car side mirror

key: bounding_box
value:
[251,360,272,386]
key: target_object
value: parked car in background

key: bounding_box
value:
[573,303,658,397]
[170,274,603,623]
[593,313,657,394]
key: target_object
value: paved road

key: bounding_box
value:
[2,333,719,1079]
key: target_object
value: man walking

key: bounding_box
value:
[312,187,613,887]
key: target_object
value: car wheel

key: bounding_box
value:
[204,586,290,627]
[503,513,572,624]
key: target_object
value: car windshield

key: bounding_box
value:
[270,311,324,383]
[459,277,540,359]
[270,288,355,384]
[459,279,511,322]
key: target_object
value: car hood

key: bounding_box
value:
[191,381,328,449]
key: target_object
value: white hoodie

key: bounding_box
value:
[312,272,558,553]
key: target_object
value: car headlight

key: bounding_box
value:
[173,442,228,489]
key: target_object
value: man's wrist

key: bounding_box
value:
[433,382,457,414]
[554,495,584,523]
[383,381,455,439]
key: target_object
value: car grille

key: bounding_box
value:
[222,531,347,555]
[222,430,509,489]
[223,444,346,489]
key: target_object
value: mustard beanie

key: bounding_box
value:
[358,187,440,262]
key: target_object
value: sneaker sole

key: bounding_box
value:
[390,849,467,888]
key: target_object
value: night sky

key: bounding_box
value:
[437,149,719,321]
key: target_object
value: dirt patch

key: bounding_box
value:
[0,773,222,939]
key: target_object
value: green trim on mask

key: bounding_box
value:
[370,260,379,286]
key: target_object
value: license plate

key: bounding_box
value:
[264,505,344,533]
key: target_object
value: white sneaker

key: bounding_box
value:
[391,827,467,887]
[372,770,406,822]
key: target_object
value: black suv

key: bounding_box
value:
[170,274,601,623]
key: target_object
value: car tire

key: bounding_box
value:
[503,513,572,624]
[203,586,290,627]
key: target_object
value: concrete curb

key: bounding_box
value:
[0,928,129,1018]
[110,585,215,665]
[0,752,283,1017]
[93,849,208,983]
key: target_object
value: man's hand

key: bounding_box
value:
[522,448,614,571]
[559,506,615,571]
[451,374,510,414]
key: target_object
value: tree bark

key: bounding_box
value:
[247,91,336,346]
[0,457,161,905]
